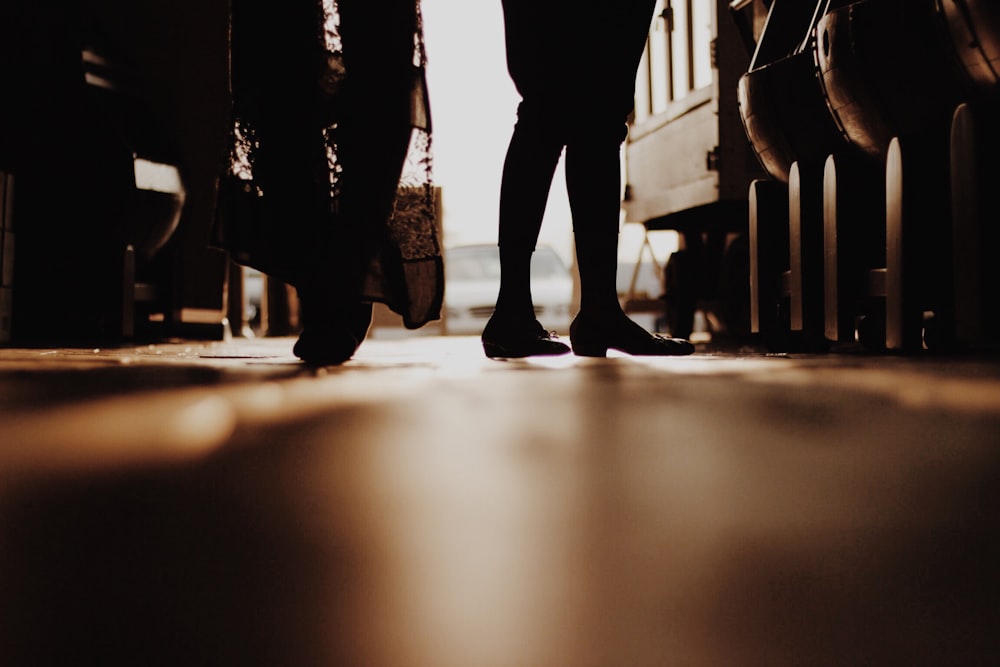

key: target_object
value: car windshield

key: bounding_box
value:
[446,246,568,281]
[447,248,502,281]
[529,250,568,278]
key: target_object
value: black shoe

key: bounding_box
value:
[481,316,571,359]
[293,327,360,366]
[570,312,695,357]
[293,302,373,366]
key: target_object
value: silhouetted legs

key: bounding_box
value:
[293,0,417,364]
[566,125,630,316]
[491,0,659,332]
[493,105,564,323]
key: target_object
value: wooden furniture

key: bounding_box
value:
[622,0,766,341]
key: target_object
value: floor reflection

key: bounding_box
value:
[1,338,999,665]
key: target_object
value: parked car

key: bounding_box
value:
[241,268,265,332]
[443,243,574,335]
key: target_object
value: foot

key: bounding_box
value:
[293,302,373,366]
[481,314,570,359]
[569,311,694,357]
[293,326,360,366]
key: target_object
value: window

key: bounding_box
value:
[636,0,715,120]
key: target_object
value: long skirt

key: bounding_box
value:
[212,0,443,328]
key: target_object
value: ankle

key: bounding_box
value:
[491,301,536,325]
[575,304,627,323]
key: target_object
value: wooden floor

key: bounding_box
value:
[1,335,999,666]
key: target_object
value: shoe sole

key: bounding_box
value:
[482,342,571,359]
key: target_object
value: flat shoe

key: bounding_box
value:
[570,314,694,357]
[481,317,570,359]
[293,327,360,366]
[293,302,373,366]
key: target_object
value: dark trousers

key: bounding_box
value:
[498,0,656,251]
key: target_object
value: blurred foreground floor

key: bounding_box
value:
[1,336,999,666]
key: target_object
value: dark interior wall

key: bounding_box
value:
[81,0,232,312]
[0,1,233,342]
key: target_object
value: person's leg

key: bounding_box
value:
[492,0,573,321]
[566,117,691,356]
[336,0,416,258]
[492,100,566,322]
[314,0,415,296]
[482,0,573,357]
[566,121,629,316]
[565,1,693,356]
[567,0,656,316]
[482,0,573,356]
[295,0,417,364]
[482,104,571,358]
